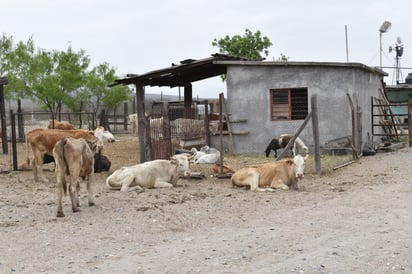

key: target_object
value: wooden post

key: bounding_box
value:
[347,94,357,160]
[219,93,224,173]
[0,77,8,154]
[311,95,321,175]
[276,112,312,160]
[17,99,24,141]
[123,102,128,131]
[184,84,192,118]
[10,110,17,170]
[408,97,412,147]
[135,83,147,162]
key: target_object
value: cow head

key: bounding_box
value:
[170,154,191,178]
[293,154,309,179]
[86,137,104,154]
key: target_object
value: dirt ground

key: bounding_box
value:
[1,134,412,273]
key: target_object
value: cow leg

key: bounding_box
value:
[153,181,174,188]
[86,175,95,206]
[56,175,65,217]
[256,187,276,192]
[76,179,81,208]
[248,174,260,191]
[272,183,289,190]
[69,177,80,213]
[126,185,145,193]
[119,174,137,192]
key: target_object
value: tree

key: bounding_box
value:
[85,62,131,115]
[0,34,36,100]
[212,29,273,60]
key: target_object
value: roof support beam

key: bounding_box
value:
[135,82,150,162]
[184,84,193,118]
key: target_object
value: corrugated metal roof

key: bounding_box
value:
[113,53,248,88]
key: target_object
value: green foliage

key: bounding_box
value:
[0,33,130,116]
[85,62,131,114]
[212,29,273,60]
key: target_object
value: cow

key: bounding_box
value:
[25,128,103,182]
[93,153,111,173]
[265,134,308,158]
[48,119,76,130]
[94,126,116,142]
[33,153,111,173]
[128,113,138,136]
[128,113,164,140]
[53,136,98,217]
[105,154,191,192]
[193,145,221,164]
[231,154,309,191]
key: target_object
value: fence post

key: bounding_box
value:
[10,110,18,170]
[311,95,321,175]
[0,77,8,154]
[124,102,128,131]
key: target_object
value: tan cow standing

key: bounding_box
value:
[26,128,102,182]
[231,154,309,191]
[53,136,97,217]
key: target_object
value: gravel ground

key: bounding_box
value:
[1,135,411,273]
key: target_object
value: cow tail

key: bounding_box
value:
[61,137,70,176]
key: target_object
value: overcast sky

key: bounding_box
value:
[1,0,411,98]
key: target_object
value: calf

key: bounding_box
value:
[53,137,97,217]
[231,154,309,191]
[106,154,191,192]
[265,134,308,157]
[193,145,221,164]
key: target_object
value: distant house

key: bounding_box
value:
[209,61,387,155]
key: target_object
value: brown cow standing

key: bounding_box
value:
[231,154,308,191]
[53,136,97,217]
[48,119,76,130]
[26,128,102,182]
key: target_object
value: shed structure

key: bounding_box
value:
[114,55,388,160]
[213,61,387,155]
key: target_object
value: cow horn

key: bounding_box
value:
[304,154,309,160]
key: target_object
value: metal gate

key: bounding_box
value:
[371,96,409,144]
[149,101,209,160]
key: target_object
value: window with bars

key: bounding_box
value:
[270,88,308,121]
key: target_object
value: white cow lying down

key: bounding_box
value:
[191,145,221,164]
[105,154,191,192]
[231,154,308,191]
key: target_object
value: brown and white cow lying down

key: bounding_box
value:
[231,154,309,191]
[105,154,191,192]
[26,128,103,182]
[53,136,98,217]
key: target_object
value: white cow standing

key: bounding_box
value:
[106,154,191,192]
